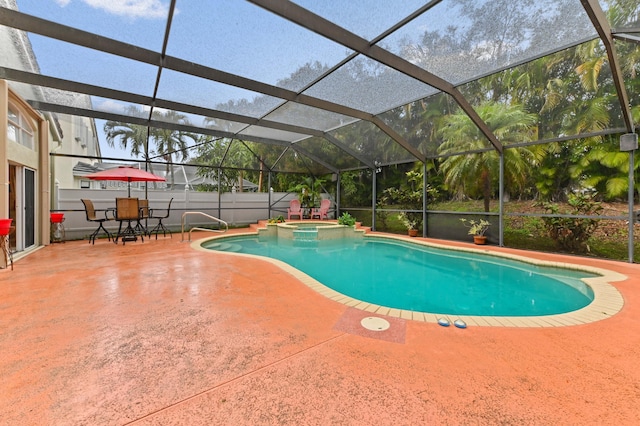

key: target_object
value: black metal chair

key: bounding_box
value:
[81,199,113,244]
[134,199,150,236]
[148,198,173,239]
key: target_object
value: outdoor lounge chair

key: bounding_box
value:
[148,198,173,239]
[81,199,114,244]
[311,199,331,220]
[287,199,303,220]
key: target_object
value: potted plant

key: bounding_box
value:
[398,212,419,237]
[460,218,490,244]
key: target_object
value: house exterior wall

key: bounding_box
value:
[0,80,50,267]
[53,113,101,189]
[0,0,101,265]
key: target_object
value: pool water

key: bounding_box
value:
[202,235,597,316]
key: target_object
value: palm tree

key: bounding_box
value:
[103,107,161,187]
[438,102,539,211]
[151,110,197,189]
[103,106,150,161]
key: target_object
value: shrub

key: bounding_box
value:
[337,212,356,227]
[536,193,603,253]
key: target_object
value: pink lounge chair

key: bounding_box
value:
[288,199,303,220]
[311,199,331,220]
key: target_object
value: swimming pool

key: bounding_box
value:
[199,233,615,318]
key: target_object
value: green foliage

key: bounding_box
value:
[289,176,326,208]
[340,170,372,207]
[104,108,199,189]
[267,215,285,224]
[460,218,491,236]
[397,212,418,230]
[380,170,430,231]
[536,192,603,253]
[437,102,539,211]
[337,212,356,227]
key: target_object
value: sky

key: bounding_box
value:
[18,0,173,159]
[16,0,361,159]
[12,0,593,161]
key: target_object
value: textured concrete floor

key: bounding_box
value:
[1,229,639,425]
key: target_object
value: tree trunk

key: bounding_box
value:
[481,168,491,212]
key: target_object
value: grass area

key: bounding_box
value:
[343,201,640,262]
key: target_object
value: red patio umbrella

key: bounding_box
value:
[85,166,165,197]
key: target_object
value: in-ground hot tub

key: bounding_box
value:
[258,221,364,241]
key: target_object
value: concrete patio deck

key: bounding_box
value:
[1,229,639,425]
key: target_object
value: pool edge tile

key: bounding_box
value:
[193,231,627,328]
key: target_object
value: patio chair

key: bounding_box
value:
[148,198,173,239]
[81,199,114,244]
[311,199,331,220]
[134,199,150,236]
[288,199,303,220]
[115,197,143,244]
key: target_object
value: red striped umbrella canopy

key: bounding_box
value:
[86,166,165,196]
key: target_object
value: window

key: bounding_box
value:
[7,104,34,150]
[80,180,90,189]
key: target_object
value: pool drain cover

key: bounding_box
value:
[360,316,390,331]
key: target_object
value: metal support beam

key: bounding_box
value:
[628,150,634,263]
[26,101,318,153]
[372,167,377,231]
[0,68,327,139]
[580,0,634,133]
[336,173,341,218]
[499,152,505,247]
[248,0,503,153]
[289,145,339,174]
[217,168,222,218]
[0,8,374,124]
[268,171,273,218]
[423,161,427,238]
[323,133,375,169]
[371,117,425,161]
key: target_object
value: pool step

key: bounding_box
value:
[292,239,319,248]
[206,242,242,252]
[293,229,318,241]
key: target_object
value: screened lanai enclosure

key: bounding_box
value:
[2,0,640,261]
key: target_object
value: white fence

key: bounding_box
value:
[54,188,298,241]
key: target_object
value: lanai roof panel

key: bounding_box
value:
[15,0,168,51]
[295,136,366,170]
[156,69,285,119]
[329,119,418,165]
[167,0,354,92]
[303,55,437,115]
[24,34,158,96]
[381,0,598,86]
[290,0,429,42]
[239,125,311,144]
[263,102,359,132]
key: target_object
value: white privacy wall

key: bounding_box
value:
[54,188,297,241]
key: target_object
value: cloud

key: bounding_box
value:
[94,99,128,114]
[82,0,170,19]
[54,0,72,6]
